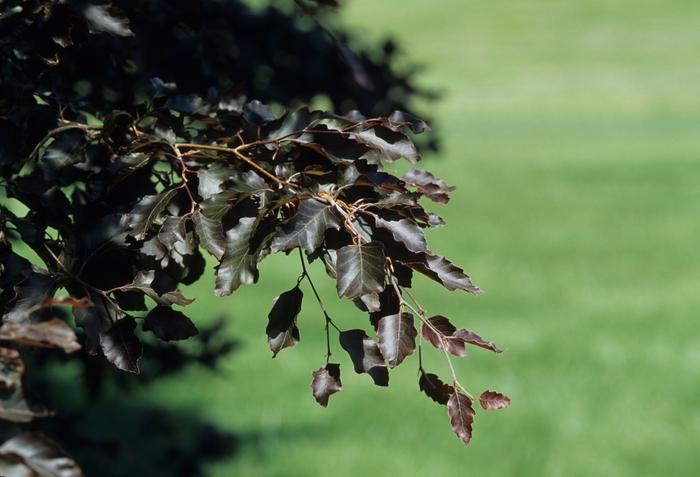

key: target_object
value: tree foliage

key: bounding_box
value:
[0,0,509,473]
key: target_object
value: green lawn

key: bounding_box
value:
[146,1,700,475]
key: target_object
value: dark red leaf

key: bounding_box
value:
[479,390,511,410]
[447,391,475,445]
[418,372,453,405]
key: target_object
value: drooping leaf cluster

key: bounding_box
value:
[0,1,508,472]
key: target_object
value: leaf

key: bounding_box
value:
[0,348,23,389]
[479,390,511,410]
[0,386,49,423]
[197,162,235,200]
[406,253,481,295]
[369,286,401,330]
[373,216,427,253]
[0,320,81,353]
[2,273,57,323]
[266,286,303,357]
[311,363,342,407]
[0,432,83,477]
[388,110,429,134]
[157,217,196,266]
[125,189,179,240]
[99,316,143,373]
[271,199,341,254]
[118,270,194,307]
[72,293,121,355]
[421,315,466,357]
[402,168,455,203]
[335,242,386,300]
[143,307,198,342]
[418,372,454,405]
[83,5,133,37]
[453,329,502,353]
[214,217,258,296]
[193,211,226,260]
[338,329,388,386]
[447,391,475,445]
[353,127,420,163]
[376,312,416,367]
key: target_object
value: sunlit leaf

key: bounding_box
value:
[311,363,342,407]
[335,242,386,299]
[447,391,475,445]
[479,390,511,410]
[271,199,341,254]
[376,312,416,367]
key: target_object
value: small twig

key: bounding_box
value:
[176,143,289,188]
[298,248,340,362]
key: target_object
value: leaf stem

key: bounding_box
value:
[298,248,340,363]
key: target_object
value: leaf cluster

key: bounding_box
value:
[0,0,508,471]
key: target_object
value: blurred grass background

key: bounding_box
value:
[147,1,700,475]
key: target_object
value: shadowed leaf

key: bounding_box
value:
[311,363,342,407]
[99,316,143,373]
[266,286,303,357]
[419,372,454,405]
[338,329,388,386]
[143,307,198,342]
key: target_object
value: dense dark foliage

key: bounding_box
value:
[0,1,507,474]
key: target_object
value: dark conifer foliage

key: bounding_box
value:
[0,1,507,473]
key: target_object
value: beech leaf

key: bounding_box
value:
[271,199,341,254]
[266,286,303,357]
[0,432,83,477]
[479,390,511,410]
[418,372,454,405]
[453,329,502,353]
[338,329,388,386]
[193,211,226,260]
[406,253,481,295]
[376,312,416,367]
[0,320,81,353]
[311,363,342,407]
[215,217,258,296]
[447,391,475,445]
[98,316,143,373]
[143,306,199,342]
[373,216,427,253]
[335,242,386,300]
[125,189,179,240]
[421,315,466,357]
[402,168,455,203]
